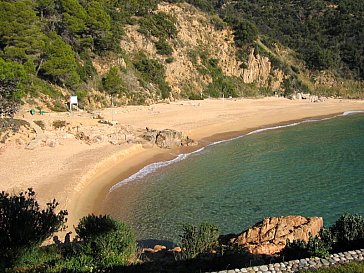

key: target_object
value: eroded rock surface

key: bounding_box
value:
[231,216,323,255]
[143,128,196,149]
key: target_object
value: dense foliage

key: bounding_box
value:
[1,193,363,273]
[0,58,27,116]
[74,214,136,269]
[282,236,331,260]
[134,57,171,99]
[330,213,364,251]
[0,0,362,110]
[177,222,220,260]
[0,0,170,108]
[0,188,67,269]
[216,0,364,80]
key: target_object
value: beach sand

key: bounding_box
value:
[1,97,363,235]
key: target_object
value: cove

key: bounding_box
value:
[104,113,364,243]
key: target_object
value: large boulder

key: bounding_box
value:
[231,216,323,255]
[142,128,196,149]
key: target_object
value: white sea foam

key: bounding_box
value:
[342,110,364,116]
[109,146,205,191]
[109,110,363,191]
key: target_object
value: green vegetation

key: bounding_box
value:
[0,188,67,269]
[0,190,136,272]
[134,57,171,99]
[330,213,364,251]
[282,236,331,260]
[155,39,174,56]
[139,12,177,40]
[0,0,362,110]
[177,222,220,260]
[102,66,125,96]
[281,213,364,261]
[0,0,174,110]
[216,0,364,80]
[303,261,364,273]
[0,188,363,273]
[74,214,136,269]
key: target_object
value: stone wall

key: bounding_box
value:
[207,249,364,273]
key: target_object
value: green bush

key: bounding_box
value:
[233,20,258,47]
[134,57,171,99]
[14,245,61,269]
[165,57,175,63]
[330,213,364,251]
[76,214,119,241]
[210,15,226,30]
[281,235,331,260]
[177,222,220,260]
[155,39,173,56]
[139,12,177,39]
[75,214,136,268]
[0,188,67,269]
[102,66,125,96]
[188,92,204,100]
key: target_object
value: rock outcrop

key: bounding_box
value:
[231,216,323,255]
[142,128,196,149]
[120,2,286,99]
[242,49,272,86]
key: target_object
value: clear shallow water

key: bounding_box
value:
[104,114,364,243]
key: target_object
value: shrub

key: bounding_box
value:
[177,222,220,260]
[155,39,173,56]
[281,235,331,260]
[188,92,204,100]
[330,213,364,251]
[165,57,175,63]
[0,188,67,268]
[210,15,226,31]
[138,12,177,39]
[52,120,67,129]
[14,245,61,269]
[205,76,240,98]
[134,57,171,99]
[76,214,118,241]
[102,66,125,96]
[75,214,136,268]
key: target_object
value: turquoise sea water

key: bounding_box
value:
[104,113,364,244]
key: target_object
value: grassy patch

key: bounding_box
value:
[302,261,364,273]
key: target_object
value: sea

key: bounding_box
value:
[104,111,364,245]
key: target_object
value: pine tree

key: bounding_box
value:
[102,66,124,96]
[0,0,46,71]
[40,32,80,89]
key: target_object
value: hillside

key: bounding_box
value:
[0,0,363,115]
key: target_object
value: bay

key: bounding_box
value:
[104,114,364,244]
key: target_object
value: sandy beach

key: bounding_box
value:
[1,97,363,235]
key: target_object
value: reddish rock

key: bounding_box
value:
[153,244,167,252]
[231,216,323,255]
[169,246,182,253]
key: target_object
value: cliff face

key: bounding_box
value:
[119,2,284,99]
[231,216,324,255]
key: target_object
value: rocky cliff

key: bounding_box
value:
[118,2,285,100]
[230,216,324,255]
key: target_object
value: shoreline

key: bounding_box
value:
[90,111,361,226]
[2,97,364,236]
[107,112,342,193]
